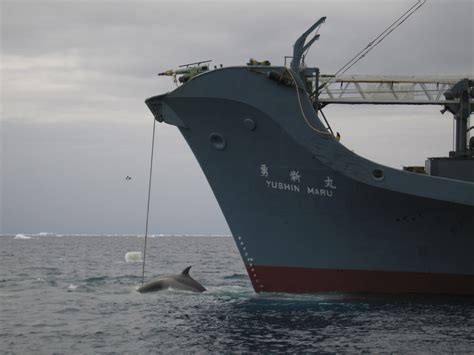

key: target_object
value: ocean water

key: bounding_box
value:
[1,235,473,353]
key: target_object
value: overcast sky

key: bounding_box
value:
[1,0,473,235]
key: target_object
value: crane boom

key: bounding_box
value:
[316,74,474,106]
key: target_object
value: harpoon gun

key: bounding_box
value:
[159,60,211,83]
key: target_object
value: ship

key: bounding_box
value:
[145,17,474,295]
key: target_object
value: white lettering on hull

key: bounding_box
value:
[264,180,334,198]
[260,164,336,199]
[307,186,333,197]
[266,180,300,193]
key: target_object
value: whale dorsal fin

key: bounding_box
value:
[181,266,192,276]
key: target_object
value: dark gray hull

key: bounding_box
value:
[146,67,474,294]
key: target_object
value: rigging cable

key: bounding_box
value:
[319,108,335,136]
[285,68,333,136]
[141,117,157,286]
[317,0,427,94]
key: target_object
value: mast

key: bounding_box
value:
[445,79,473,156]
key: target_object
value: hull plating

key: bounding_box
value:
[246,266,474,295]
[146,67,474,294]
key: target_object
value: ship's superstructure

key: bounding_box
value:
[145,17,474,294]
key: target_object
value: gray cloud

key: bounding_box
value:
[1,0,472,234]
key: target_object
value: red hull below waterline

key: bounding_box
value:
[246,265,474,295]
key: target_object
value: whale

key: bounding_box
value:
[137,266,206,293]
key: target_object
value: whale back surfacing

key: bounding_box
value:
[137,266,206,293]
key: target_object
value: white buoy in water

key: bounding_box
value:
[125,251,143,263]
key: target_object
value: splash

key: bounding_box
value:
[125,251,143,263]
[68,284,78,291]
[204,285,254,299]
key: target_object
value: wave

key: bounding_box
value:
[125,251,143,262]
[204,285,254,298]
[38,232,57,237]
[137,234,159,238]
[174,234,231,237]
[18,232,64,238]
[136,234,232,238]
[14,234,36,240]
[223,273,248,280]
[6,233,233,238]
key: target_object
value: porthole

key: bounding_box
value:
[209,132,226,150]
[372,168,384,181]
[243,118,256,131]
